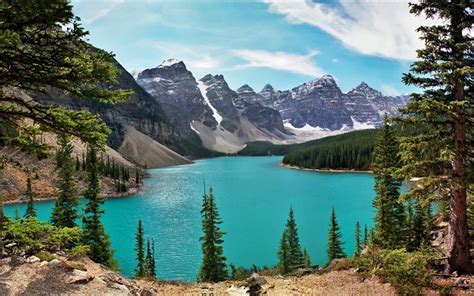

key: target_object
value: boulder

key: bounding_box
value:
[67,269,95,284]
[26,256,40,263]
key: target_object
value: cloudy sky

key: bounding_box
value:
[71,0,430,94]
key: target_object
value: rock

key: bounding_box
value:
[67,269,95,284]
[109,282,129,293]
[5,243,16,249]
[139,288,154,296]
[26,256,40,263]
[48,259,61,265]
[227,285,249,295]
[245,273,267,295]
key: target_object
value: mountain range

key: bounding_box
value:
[136,59,409,153]
[30,55,409,162]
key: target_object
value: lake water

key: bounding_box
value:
[4,156,375,282]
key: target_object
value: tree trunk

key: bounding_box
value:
[445,74,472,273]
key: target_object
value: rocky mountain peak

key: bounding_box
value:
[158,58,183,68]
[237,84,255,94]
[260,83,275,94]
[350,81,383,99]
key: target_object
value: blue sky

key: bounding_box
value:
[71,0,429,94]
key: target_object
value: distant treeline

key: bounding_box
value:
[282,129,377,170]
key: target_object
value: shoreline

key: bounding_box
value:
[4,184,144,205]
[281,163,373,174]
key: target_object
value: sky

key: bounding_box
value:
[70,0,432,95]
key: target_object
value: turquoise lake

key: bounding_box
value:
[4,156,375,282]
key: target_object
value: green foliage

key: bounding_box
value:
[303,248,311,268]
[283,130,376,170]
[4,217,83,253]
[198,187,228,282]
[145,239,156,279]
[372,121,405,249]
[35,250,55,262]
[354,222,361,257]
[353,247,436,295]
[24,177,36,218]
[405,199,432,252]
[51,135,79,228]
[327,208,345,263]
[395,1,473,273]
[82,146,116,268]
[277,208,304,273]
[67,245,91,259]
[135,219,145,278]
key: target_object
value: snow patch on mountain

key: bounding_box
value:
[351,116,376,130]
[159,58,182,67]
[197,80,223,125]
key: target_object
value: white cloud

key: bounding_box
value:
[261,0,436,60]
[232,49,324,76]
[381,84,401,96]
[332,58,339,63]
[83,0,124,24]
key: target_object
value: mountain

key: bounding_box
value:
[258,75,409,131]
[30,57,201,164]
[137,61,291,153]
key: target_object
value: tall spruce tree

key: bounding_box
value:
[135,219,145,278]
[284,207,304,269]
[372,118,405,249]
[24,177,36,218]
[354,221,362,257]
[145,239,156,278]
[327,208,345,263]
[397,1,473,273]
[362,224,369,247]
[277,229,291,274]
[51,135,79,228]
[198,187,227,282]
[82,146,116,268]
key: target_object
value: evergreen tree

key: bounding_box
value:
[24,177,36,218]
[354,221,362,257]
[327,208,345,263]
[277,230,291,274]
[397,1,473,273]
[372,118,405,249]
[82,146,116,268]
[14,208,19,221]
[198,187,227,282]
[135,169,140,184]
[303,248,311,268]
[135,219,145,278]
[145,239,156,278]
[51,135,79,228]
[362,224,369,247]
[284,207,304,269]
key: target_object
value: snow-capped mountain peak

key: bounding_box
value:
[159,58,182,68]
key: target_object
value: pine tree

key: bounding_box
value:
[24,177,36,218]
[145,238,156,278]
[51,135,79,228]
[284,207,304,269]
[277,230,291,274]
[372,118,405,249]
[362,225,369,247]
[303,248,311,268]
[135,169,140,184]
[354,221,361,256]
[14,208,19,220]
[82,146,116,268]
[327,208,345,263]
[397,1,473,273]
[135,219,145,278]
[198,187,227,282]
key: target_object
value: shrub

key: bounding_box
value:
[35,250,55,262]
[4,217,84,254]
[67,245,90,259]
[353,247,436,295]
